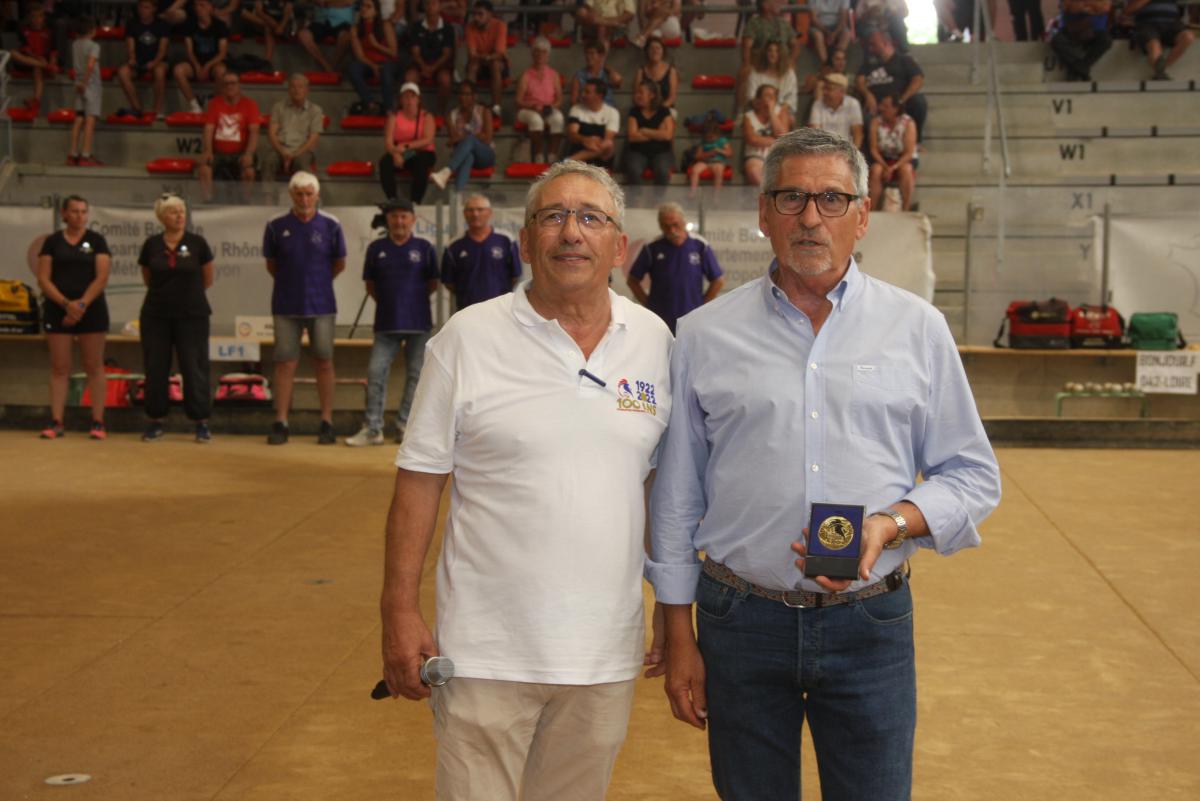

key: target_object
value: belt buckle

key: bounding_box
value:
[781,590,808,609]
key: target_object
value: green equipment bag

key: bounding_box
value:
[1127,312,1187,350]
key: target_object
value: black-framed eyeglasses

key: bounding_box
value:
[529,207,620,231]
[765,190,859,217]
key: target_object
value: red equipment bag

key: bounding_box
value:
[215,372,271,405]
[128,375,184,404]
[1070,304,1125,348]
[993,298,1072,349]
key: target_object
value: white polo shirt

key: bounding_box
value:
[396,281,673,685]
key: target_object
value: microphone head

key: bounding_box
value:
[420,656,455,686]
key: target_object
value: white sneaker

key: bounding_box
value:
[491,104,501,118]
[430,167,451,190]
[345,425,384,446]
[188,98,202,114]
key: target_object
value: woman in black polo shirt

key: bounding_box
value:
[137,193,216,442]
[36,194,111,440]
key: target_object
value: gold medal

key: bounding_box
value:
[817,515,855,551]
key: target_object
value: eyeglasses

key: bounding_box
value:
[529,207,619,231]
[765,190,859,218]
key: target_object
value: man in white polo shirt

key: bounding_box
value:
[807,72,863,150]
[379,160,672,801]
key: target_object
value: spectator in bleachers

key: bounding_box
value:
[570,40,623,108]
[263,171,346,445]
[440,194,522,312]
[857,0,910,50]
[801,46,848,104]
[241,0,295,64]
[576,0,636,45]
[464,0,510,117]
[380,82,438,202]
[36,194,111,441]
[634,0,682,46]
[378,0,409,37]
[737,0,799,112]
[624,80,675,184]
[406,0,456,112]
[808,73,862,150]
[68,17,103,167]
[856,30,925,141]
[199,72,260,201]
[137,194,215,443]
[430,81,496,191]
[1123,0,1194,80]
[633,36,679,116]
[348,0,401,114]
[626,202,725,333]
[297,0,355,73]
[116,0,170,120]
[742,83,786,188]
[10,3,58,116]
[345,197,438,447]
[687,114,732,198]
[1009,0,1046,41]
[515,37,565,163]
[1049,0,1112,82]
[868,93,917,211]
[174,0,230,114]
[566,78,621,167]
[807,0,851,66]
[747,40,798,129]
[265,73,324,180]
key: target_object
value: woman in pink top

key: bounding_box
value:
[514,37,564,163]
[380,82,437,202]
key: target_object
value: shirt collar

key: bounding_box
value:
[511,279,626,330]
[763,257,863,313]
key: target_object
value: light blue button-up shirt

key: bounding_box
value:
[646,260,1001,603]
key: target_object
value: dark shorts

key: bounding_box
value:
[1135,19,1186,51]
[43,297,110,334]
[307,21,350,40]
[213,152,256,179]
[474,60,510,80]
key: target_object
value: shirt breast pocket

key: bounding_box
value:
[849,364,920,443]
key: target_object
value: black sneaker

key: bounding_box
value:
[267,421,289,445]
[317,420,336,445]
[142,422,166,442]
[195,422,212,443]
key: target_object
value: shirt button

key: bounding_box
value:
[810,362,818,370]
[811,464,820,472]
[810,411,819,419]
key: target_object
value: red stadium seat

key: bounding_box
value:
[94,25,124,40]
[611,37,629,48]
[165,111,206,127]
[340,115,387,130]
[305,71,341,86]
[48,108,77,124]
[146,157,196,175]
[326,160,374,177]
[7,107,36,122]
[692,75,736,90]
[547,35,571,48]
[641,167,674,180]
[697,165,734,180]
[470,167,495,178]
[661,37,683,48]
[106,111,155,125]
[687,119,736,134]
[228,33,244,43]
[514,119,527,132]
[505,163,551,179]
[694,37,738,48]
[240,70,285,84]
[67,66,116,81]
[506,32,518,47]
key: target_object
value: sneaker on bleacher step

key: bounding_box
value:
[142,421,165,442]
[345,425,384,446]
[66,154,79,166]
[40,420,65,439]
[430,167,451,190]
[188,98,203,114]
[77,155,104,167]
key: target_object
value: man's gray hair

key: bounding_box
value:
[462,192,491,209]
[288,170,320,193]
[762,128,868,201]
[524,160,626,228]
[657,201,686,221]
[288,72,309,86]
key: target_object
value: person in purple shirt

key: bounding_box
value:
[626,202,726,333]
[345,197,439,446]
[440,193,522,313]
[262,171,347,445]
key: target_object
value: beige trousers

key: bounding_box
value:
[430,677,637,801]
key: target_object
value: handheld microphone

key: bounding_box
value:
[371,656,455,699]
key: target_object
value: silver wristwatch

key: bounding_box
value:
[873,510,909,550]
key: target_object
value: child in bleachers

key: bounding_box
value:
[687,114,732,198]
[68,17,103,167]
[570,40,623,108]
[9,3,58,115]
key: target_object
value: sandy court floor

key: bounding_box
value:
[1,431,1197,800]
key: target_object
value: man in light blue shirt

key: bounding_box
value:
[647,128,1001,801]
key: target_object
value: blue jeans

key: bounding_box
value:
[695,569,916,801]
[447,134,496,191]
[365,331,429,433]
[347,60,398,111]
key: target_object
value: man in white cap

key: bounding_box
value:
[807,72,863,150]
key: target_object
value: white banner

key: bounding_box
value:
[1100,213,1200,343]
[0,206,57,284]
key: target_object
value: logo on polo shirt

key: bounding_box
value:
[459,250,468,259]
[689,252,701,265]
[311,231,323,245]
[282,229,291,238]
[408,249,422,263]
[490,246,504,260]
[655,251,665,260]
[80,241,93,253]
[616,378,658,415]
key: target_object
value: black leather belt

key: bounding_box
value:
[702,559,907,609]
